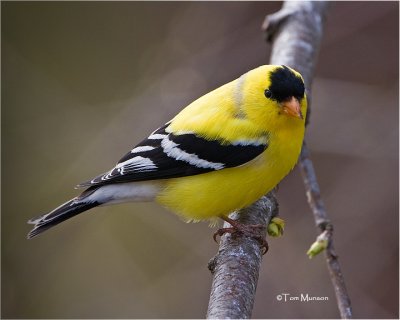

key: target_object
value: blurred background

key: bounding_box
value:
[2,1,398,318]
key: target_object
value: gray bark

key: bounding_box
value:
[206,194,278,319]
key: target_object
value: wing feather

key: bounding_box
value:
[77,124,269,188]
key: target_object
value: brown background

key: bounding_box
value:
[2,1,399,318]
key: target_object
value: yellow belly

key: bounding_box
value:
[156,129,303,222]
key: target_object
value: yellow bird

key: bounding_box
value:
[27,65,307,246]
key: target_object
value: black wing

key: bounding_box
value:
[77,124,269,187]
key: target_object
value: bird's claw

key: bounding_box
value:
[213,220,269,254]
[213,227,236,243]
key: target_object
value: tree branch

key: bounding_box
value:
[264,1,353,319]
[299,142,353,319]
[206,194,278,319]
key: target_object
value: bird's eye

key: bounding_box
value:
[264,89,272,99]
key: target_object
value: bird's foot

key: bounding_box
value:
[213,216,269,254]
[213,227,236,242]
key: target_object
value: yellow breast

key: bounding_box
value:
[156,124,304,222]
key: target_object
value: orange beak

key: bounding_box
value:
[281,97,303,119]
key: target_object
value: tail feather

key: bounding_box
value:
[27,198,100,239]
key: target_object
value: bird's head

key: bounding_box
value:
[240,65,307,130]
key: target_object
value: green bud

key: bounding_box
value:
[267,217,285,237]
[268,223,279,237]
[306,237,328,258]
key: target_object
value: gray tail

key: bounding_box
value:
[27,196,101,239]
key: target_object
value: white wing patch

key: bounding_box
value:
[90,156,158,184]
[161,136,224,170]
[115,156,157,174]
[131,145,156,153]
[148,133,167,140]
[231,137,268,146]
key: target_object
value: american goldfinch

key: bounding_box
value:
[27,65,307,241]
